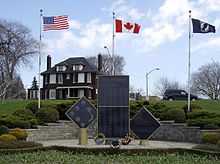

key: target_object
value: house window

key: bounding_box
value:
[50,74,56,84]
[73,73,76,83]
[87,73,91,83]
[78,73,85,83]
[57,74,63,84]
[78,89,84,98]
[56,65,66,72]
[49,89,56,99]
[66,74,70,79]
[73,64,83,71]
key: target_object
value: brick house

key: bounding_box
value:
[37,55,101,100]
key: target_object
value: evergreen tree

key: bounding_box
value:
[31,76,38,89]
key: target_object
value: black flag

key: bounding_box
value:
[192,18,215,33]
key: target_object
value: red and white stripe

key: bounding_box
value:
[43,16,69,31]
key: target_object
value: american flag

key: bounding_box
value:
[43,15,69,31]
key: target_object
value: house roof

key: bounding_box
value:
[41,57,98,74]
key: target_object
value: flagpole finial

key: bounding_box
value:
[40,9,43,16]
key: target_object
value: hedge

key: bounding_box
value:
[36,108,59,123]
[0,141,42,149]
[0,134,17,143]
[160,109,186,123]
[202,132,220,144]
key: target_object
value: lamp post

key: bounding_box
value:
[146,68,160,101]
[104,46,114,75]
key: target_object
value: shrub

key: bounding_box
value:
[202,132,220,144]
[0,134,17,143]
[0,141,42,149]
[147,102,170,119]
[187,111,218,120]
[9,128,28,140]
[160,109,186,123]
[187,117,220,129]
[182,104,202,112]
[217,140,220,147]
[130,100,150,118]
[56,102,73,120]
[0,115,32,129]
[203,124,219,130]
[0,125,9,135]
[25,101,39,114]
[36,107,59,123]
[13,109,35,119]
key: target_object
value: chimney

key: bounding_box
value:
[47,55,51,70]
[98,54,102,72]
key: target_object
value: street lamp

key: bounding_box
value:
[104,46,114,75]
[146,68,160,101]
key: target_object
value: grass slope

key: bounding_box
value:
[0,99,219,115]
[0,99,74,115]
[162,100,220,114]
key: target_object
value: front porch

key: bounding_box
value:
[44,86,95,100]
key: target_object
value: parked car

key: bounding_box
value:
[163,89,198,101]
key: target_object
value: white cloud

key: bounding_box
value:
[45,0,220,56]
[102,0,146,21]
[192,37,220,52]
[198,0,220,11]
[69,20,81,29]
[45,19,113,57]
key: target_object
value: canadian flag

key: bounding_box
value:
[115,19,141,34]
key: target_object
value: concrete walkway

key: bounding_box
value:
[38,139,198,149]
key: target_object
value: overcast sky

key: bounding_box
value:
[1,0,220,95]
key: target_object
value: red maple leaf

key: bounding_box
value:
[124,22,133,30]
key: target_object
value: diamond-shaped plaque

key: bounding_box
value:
[65,97,97,128]
[130,107,160,139]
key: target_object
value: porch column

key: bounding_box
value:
[67,88,70,98]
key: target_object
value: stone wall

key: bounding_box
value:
[150,121,202,143]
[27,120,97,141]
[27,120,202,143]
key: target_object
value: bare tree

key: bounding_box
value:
[0,19,38,100]
[154,77,182,96]
[87,54,125,75]
[0,19,39,80]
[191,61,220,99]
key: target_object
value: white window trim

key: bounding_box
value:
[73,64,84,71]
[78,89,84,98]
[78,73,85,83]
[73,74,76,83]
[49,74,56,84]
[56,65,66,72]
[57,74,63,84]
[87,73,91,83]
[49,89,56,99]
[66,74,70,80]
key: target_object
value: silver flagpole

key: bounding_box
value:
[112,11,115,75]
[187,10,192,112]
[38,9,43,109]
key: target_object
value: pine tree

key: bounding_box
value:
[31,76,38,89]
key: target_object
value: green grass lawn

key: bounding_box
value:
[0,150,219,164]
[0,99,219,115]
[0,99,75,115]
[162,100,220,114]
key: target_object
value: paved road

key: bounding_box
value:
[38,139,198,149]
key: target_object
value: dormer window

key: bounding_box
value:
[56,65,66,72]
[73,64,83,71]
